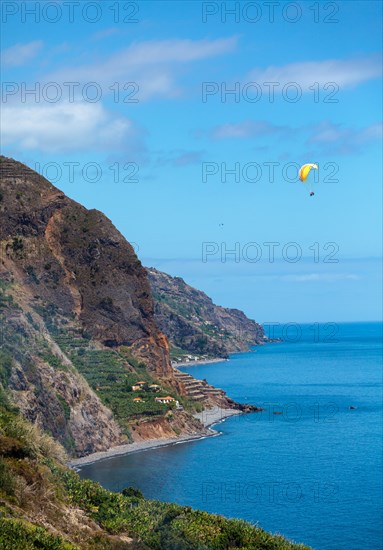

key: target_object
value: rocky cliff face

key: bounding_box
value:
[0,156,173,381]
[148,268,266,359]
[0,156,183,456]
[0,156,264,457]
[0,270,123,456]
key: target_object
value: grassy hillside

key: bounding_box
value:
[0,394,310,549]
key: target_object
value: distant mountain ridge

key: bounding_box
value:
[148,267,266,361]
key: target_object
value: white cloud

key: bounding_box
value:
[91,27,120,41]
[120,37,238,65]
[210,120,289,140]
[45,37,238,101]
[282,273,360,283]
[1,40,43,67]
[248,55,382,90]
[1,102,139,153]
[154,150,205,167]
[207,118,382,155]
[307,121,382,155]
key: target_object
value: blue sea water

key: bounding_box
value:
[79,322,383,550]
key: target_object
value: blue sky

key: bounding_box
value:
[1,0,382,322]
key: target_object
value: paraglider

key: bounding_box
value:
[299,163,318,196]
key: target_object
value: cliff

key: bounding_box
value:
[148,267,266,360]
[0,156,173,380]
[0,156,190,456]
[0,156,256,458]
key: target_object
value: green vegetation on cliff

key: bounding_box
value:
[0,279,198,453]
[148,268,266,362]
[0,398,310,550]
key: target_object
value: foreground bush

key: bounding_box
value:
[0,518,77,550]
[0,401,310,549]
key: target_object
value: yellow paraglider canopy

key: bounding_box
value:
[299,163,318,182]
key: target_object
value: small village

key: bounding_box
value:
[131,380,182,409]
[171,354,207,365]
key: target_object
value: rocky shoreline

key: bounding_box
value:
[69,407,242,469]
[172,357,228,368]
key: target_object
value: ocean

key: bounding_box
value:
[78,322,383,550]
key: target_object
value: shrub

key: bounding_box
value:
[0,458,14,495]
[25,265,39,285]
[99,297,114,311]
[0,387,14,411]
[0,351,13,387]
[0,411,66,464]
[42,353,66,370]
[0,518,77,549]
[57,395,71,421]
[0,435,31,459]
[122,487,143,499]
[12,237,24,252]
